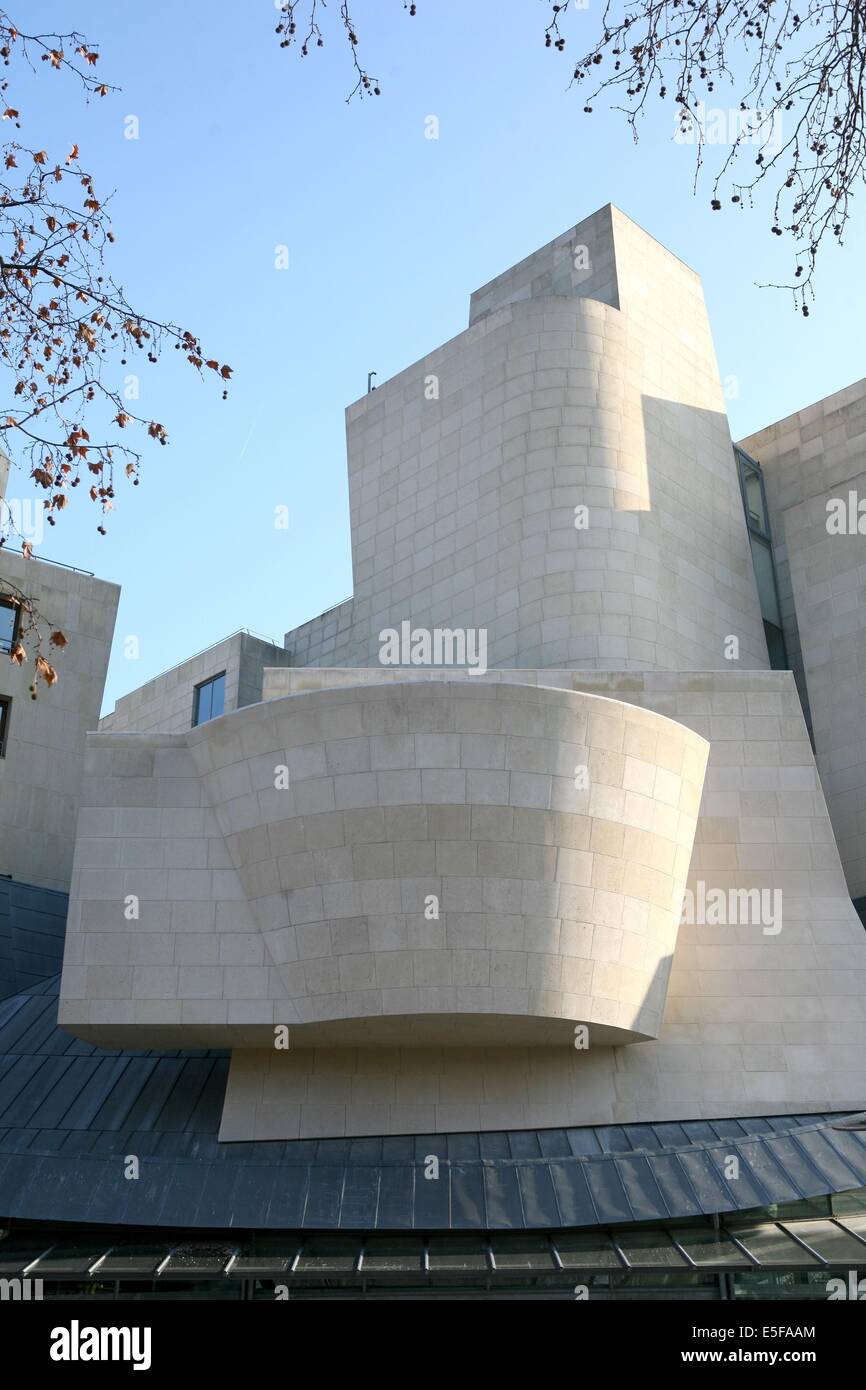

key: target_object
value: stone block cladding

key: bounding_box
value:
[739,378,866,897]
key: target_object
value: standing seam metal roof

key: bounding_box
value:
[2,886,866,1231]
[1,974,866,1231]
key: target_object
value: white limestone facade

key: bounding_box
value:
[58,666,866,1134]
[0,545,119,891]
[59,678,709,1048]
[99,629,292,735]
[285,205,769,674]
[55,207,866,1139]
[738,379,866,900]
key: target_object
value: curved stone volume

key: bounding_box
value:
[285,206,769,675]
[186,681,708,1044]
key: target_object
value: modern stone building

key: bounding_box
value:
[98,629,293,736]
[738,380,866,912]
[0,464,120,892]
[2,206,866,1300]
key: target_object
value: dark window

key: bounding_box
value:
[0,695,10,757]
[192,672,225,727]
[763,621,787,671]
[734,447,788,670]
[749,535,782,626]
[0,596,20,654]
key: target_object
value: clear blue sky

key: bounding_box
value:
[9,0,866,715]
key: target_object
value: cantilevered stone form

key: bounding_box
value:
[58,679,708,1049]
[189,680,708,1046]
[58,666,866,1137]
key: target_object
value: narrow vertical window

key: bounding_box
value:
[0,596,19,655]
[0,695,10,757]
[734,447,788,670]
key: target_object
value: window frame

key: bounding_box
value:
[0,595,21,656]
[735,446,772,541]
[734,447,788,670]
[192,671,226,728]
[0,694,10,757]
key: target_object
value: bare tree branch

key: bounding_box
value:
[275,0,418,100]
[0,11,232,689]
[546,0,865,310]
[274,1,864,306]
